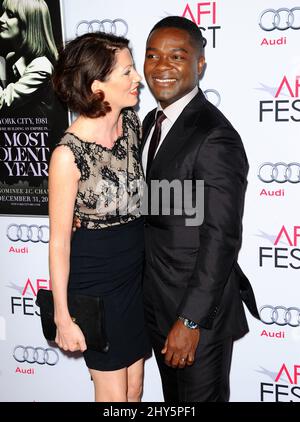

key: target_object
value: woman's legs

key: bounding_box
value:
[90,367,127,402]
[127,358,144,402]
[89,358,145,402]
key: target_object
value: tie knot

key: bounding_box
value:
[155,110,166,126]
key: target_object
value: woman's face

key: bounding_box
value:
[0,8,21,42]
[96,48,142,111]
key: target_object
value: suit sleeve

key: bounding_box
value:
[177,126,249,329]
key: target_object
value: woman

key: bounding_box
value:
[0,0,57,113]
[49,31,150,402]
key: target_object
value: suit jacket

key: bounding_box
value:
[141,89,259,344]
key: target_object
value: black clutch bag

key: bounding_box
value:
[36,289,109,353]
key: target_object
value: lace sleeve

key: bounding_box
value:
[55,138,90,181]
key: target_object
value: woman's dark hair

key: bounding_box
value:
[148,16,205,57]
[52,31,129,118]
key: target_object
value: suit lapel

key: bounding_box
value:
[146,90,207,179]
[141,109,156,155]
[140,109,156,178]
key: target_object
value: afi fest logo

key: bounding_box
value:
[260,363,300,401]
[9,278,51,317]
[181,2,221,48]
[259,225,300,270]
[258,75,300,122]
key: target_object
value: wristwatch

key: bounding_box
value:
[178,316,199,329]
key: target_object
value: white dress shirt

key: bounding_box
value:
[142,86,199,174]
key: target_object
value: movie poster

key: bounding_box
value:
[0,0,68,215]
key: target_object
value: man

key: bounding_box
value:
[141,16,259,402]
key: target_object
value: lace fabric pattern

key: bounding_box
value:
[55,108,144,229]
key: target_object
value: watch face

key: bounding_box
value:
[183,319,198,329]
[179,316,198,329]
[187,321,198,329]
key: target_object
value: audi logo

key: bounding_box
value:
[259,8,300,31]
[6,224,49,243]
[204,89,221,108]
[13,346,59,365]
[260,306,300,327]
[76,19,128,37]
[258,162,300,184]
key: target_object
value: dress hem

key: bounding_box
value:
[85,349,152,372]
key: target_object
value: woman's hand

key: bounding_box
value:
[55,318,87,352]
[72,217,81,232]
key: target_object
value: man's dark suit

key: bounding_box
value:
[141,89,259,401]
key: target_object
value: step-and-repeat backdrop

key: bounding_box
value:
[0,0,299,402]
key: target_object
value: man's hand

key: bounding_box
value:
[161,319,200,368]
[72,217,81,232]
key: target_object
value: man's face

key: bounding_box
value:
[144,27,205,109]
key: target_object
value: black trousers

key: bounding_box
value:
[143,282,235,402]
[149,324,233,402]
[154,337,233,402]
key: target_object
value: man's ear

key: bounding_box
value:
[91,79,103,94]
[198,56,206,76]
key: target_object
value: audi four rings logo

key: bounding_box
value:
[76,19,128,37]
[13,346,59,365]
[259,8,300,31]
[260,306,300,327]
[6,224,49,243]
[204,89,221,108]
[258,162,300,183]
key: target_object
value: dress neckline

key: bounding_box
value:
[64,111,127,151]
[64,131,124,151]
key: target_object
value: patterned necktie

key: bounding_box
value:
[146,110,166,176]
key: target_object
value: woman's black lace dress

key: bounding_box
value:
[56,108,150,370]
